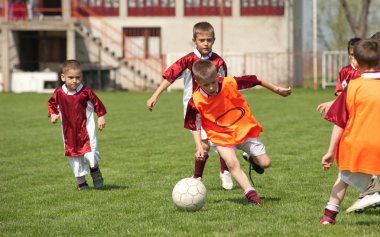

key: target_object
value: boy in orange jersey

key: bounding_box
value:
[320,39,380,225]
[184,60,291,204]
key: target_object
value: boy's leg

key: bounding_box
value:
[346,176,380,213]
[240,138,270,174]
[217,146,261,204]
[76,176,89,190]
[68,156,90,190]
[84,151,104,189]
[320,177,348,225]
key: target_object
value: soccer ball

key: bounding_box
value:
[172,178,207,211]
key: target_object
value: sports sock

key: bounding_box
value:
[245,189,262,205]
[326,202,340,212]
[219,157,229,173]
[77,176,88,186]
[193,152,209,178]
[90,166,99,173]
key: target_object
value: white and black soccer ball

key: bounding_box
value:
[172,178,207,211]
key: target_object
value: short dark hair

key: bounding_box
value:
[192,60,217,83]
[193,22,215,39]
[370,31,380,41]
[61,60,81,74]
[353,39,380,70]
[347,37,361,53]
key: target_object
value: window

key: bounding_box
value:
[185,0,232,16]
[128,0,175,16]
[73,0,119,16]
[241,0,284,16]
[123,28,161,59]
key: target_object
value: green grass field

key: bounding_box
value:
[1,88,380,237]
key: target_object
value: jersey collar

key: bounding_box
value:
[194,49,213,60]
[62,83,83,95]
[361,70,380,79]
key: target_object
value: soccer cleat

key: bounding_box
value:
[320,209,338,225]
[219,170,233,190]
[242,152,264,174]
[91,170,104,189]
[246,190,262,205]
[346,192,380,213]
[77,183,89,191]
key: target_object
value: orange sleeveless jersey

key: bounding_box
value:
[337,77,380,175]
[192,77,262,146]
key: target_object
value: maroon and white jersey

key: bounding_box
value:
[163,49,227,116]
[334,64,360,95]
[184,75,262,130]
[48,84,107,157]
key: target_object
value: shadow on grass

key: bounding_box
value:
[96,184,129,190]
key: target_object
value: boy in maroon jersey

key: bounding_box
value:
[146,22,234,190]
[48,60,107,190]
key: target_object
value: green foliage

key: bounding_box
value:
[1,90,380,237]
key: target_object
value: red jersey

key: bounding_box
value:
[326,71,380,174]
[185,76,262,146]
[163,49,227,115]
[48,84,107,157]
[334,64,360,95]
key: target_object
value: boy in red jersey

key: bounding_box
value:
[316,37,361,115]
[146,22,233,190]
[48,60,107,190]
[320,39,380,225]
[185,60,291,204]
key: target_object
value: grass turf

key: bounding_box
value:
[1,88,380,237]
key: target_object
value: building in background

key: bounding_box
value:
[0,0,297,92]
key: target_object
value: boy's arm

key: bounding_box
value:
[184,98,204,160]
[322,125,343,170]
[48,91,59,124]
[258,77,292,97]
[316,100,335,116]
[191,130,204,160]
[87,89,107,131]
[146,79,172,112]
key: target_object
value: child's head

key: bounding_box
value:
[353,39,380,72]
[192,22,215,57]
[192,60,218,96]
[60,60,82,92]
[347,37,361,63]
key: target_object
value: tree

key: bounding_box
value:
[339,0,370,38]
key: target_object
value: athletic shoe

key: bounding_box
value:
[245,190,262,205]
[242,152,264,174]
[77,183,89,191]
[346,192,380,213]
[91,170,104,189]
[219,170,233,190]
[320,209,338,225]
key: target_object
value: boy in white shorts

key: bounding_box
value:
[185,60,291,204]
[48,60,106,190]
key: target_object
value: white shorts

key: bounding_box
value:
[339,171,373,193]
[213,137,266,156]
[68,151,101,177]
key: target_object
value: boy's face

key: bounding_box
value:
[348,47,355,64]
[192,31,215,56]
[61,68,82,91]
[197,75,218,96]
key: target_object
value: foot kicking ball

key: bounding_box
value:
[172,178,207,211]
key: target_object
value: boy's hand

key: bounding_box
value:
[146,96,157,112]
[276,87,292,97]
[97,116,106,131]
[321,152,334,171]
[50,114,59,124]
[316,101,334,116]
[195,148,205,161]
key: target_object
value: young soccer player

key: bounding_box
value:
[146,22,233,190]
[320,39,380,225]
[318,33,380,213]
[48,60,106,190]
[316,37,361,115]
[185,60,291,204]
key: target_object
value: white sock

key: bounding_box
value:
[326,202,340,212]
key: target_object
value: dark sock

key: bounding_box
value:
[90,166,99,173]
[193,153,209,178]
[219,157,229,173]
